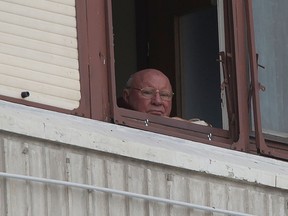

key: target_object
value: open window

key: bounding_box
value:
[246,0,288,159]
[108,0,245,147]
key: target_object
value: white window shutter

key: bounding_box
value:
[0,0,81,110]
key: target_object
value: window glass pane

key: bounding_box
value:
[177,4,222,128]
[253,0,288,140]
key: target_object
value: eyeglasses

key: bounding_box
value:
[128,87,174,101]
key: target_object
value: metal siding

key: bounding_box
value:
[88,157,109,216]
[0,137,6,216]
[106,161,128,216]
[1,133,288,216]
[209,182,229,216]
[149,169,169,215]
[227,186,247,213]
[188,179,210,216]
[169,175,190,216]
[66,152,89,216]
[247,190,268,216]
[127,165,147,216]
[0,0,80,110]
[3,139,28,216]
[28,144,47,216]
[269,195,286,216]
[45,147,69,216]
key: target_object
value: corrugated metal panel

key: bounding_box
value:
[1,133,288,216]
[0,0,80,110]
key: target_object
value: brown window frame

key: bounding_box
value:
[107,0,248,149]
[84,0,111,121]
[106,0,288,161]
[245,0,288,160]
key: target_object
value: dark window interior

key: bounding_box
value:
[112,0,223,128]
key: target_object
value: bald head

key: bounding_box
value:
[123,69,173,116]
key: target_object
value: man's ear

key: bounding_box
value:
[122,89,129,103]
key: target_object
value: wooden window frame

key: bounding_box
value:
[245,0,288,160]
[107,0,288,161]
[107,0,248,148]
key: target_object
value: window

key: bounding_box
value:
[252,0,288,143]
[109,0,241,147]
[1,0,287,161]
[108,0,288,160]
[246,0,288,159]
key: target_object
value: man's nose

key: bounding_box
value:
[151,92,163,104]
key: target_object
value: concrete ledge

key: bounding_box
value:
[0,100,288,190]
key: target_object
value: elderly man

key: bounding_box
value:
[122,68,173,117]
[119,68,210,126]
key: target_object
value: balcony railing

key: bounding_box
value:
[0,172,254,216]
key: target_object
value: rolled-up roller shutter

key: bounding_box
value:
[0,0,80,110]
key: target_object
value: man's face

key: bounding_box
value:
[123,70,173,116]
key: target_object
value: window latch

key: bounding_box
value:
[256,53,266,92]
[207,133,212,141]
[144,119,149,126]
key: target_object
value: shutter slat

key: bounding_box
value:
[0,53,79,80]
[0,11,76,37]
[0,0,75,16]
[0,64,79,90]
[0,32,77,59]
[48,0,75,7]
[0,1,75,27]
[0,22,77,48]
[0,43,78,69]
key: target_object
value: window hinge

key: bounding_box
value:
[256,53,265,69]
[256,53,266,91]
[249,54,266,107]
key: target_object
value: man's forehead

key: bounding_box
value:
[140,73,171,89]
[138,71,167,81]
[130,69,171,88]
